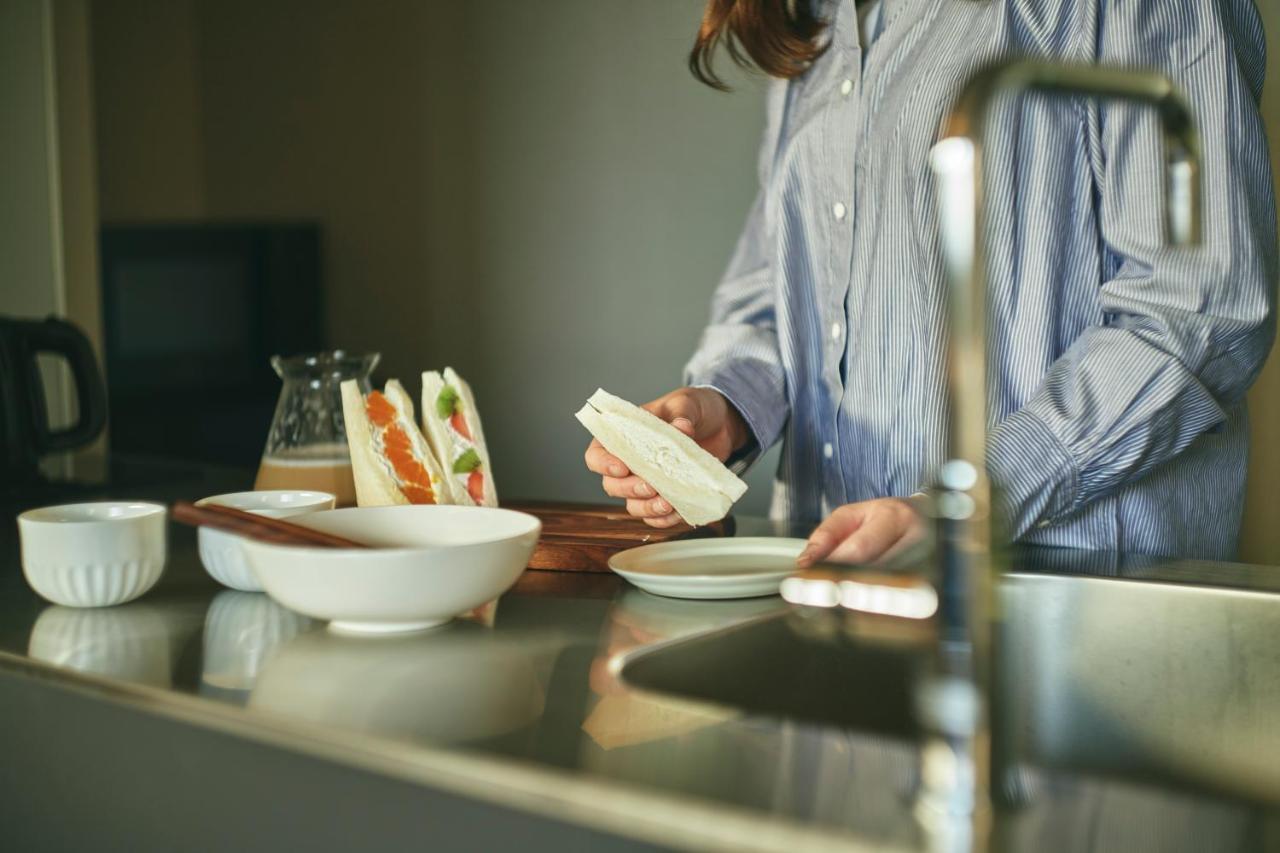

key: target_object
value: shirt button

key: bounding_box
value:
[824,443,834,459]
[833,202,847,221]
[840,79,854,97]
[831,323,842,340]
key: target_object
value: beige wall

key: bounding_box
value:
[1,0,65,321]
[91,0,205,221]
[53,0,108,472]
[1,0,73,476]
[84,0,1280,535]
[454,1,775,507]
[2,0,107,476]
[54,0,103,358]
[1240,1,1280,564]
[89,0,777,510]
[194,0,473,388]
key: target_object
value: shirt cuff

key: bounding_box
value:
[686,360,788,475]
[985,407,1080,539]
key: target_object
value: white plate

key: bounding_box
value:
[608,537,806,600]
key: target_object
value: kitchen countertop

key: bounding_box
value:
[2,463,1279,852]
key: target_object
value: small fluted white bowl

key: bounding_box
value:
[242,505,540,634]
[18,502,167,607]
[195,490,335,591]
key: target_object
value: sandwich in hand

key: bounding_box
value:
[341,378,450,506]
[421,367,498,507]
[575,388,747,526]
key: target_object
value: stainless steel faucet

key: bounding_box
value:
[927,58,1202,678]
[783,57,1202,852]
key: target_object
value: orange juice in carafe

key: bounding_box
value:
[256,351,379,507]
[254,444,357,507]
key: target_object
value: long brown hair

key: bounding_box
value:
[689,0,828,90]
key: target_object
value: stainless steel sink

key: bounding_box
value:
[618,559,1280,807]
[1000,572,1280,804]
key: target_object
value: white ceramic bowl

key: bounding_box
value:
[18,502,167,607]
[241,505,540,634]
[195,490,335,591]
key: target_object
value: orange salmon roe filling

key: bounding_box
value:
[365,391,435,504]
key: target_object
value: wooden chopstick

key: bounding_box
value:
[171,501,369,549]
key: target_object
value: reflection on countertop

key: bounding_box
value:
[582,590,788,750]
[28,602,202,688]
[250,619,547,744]
[3,511,1280,851]
[200,591,311,702]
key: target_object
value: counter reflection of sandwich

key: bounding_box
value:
[341,379,450,506]
[420,368,498,508]
[575,388,747,526]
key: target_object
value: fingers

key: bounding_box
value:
[878,520,929,564]
[585,432,673,521]
[601,475,656,500]
[826,511,904,565]
[623,495,681,527]
[626,497,674,519]
[797,499,927,568]
[584,438,630,478]
[645,392,702,439]
[796,504,865,568]
[586,388,708,529]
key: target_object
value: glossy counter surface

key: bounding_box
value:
[2,467,1279,851]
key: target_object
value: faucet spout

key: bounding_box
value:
[939,60,1201,248]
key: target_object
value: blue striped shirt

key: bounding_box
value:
[685,0,1277,559]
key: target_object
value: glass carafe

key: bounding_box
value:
[254,351,380,507]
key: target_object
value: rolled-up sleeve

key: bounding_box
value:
[988,0,1278,538]
[685,81,791,462]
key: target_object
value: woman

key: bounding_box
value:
[585,0,1276,563]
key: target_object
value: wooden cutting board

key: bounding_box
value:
[503,501,734,573]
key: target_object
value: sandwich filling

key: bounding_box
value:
[365,391,440,504]
[434,385,485,503]
[585,402,714,491]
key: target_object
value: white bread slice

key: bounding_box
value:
[421,368,499,507]
[340,379,408,507]
[575,388,747,526]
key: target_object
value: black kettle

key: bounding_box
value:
[0,316,108,483]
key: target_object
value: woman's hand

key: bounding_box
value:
[584,387,749,528]
[796,497,929,568]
